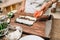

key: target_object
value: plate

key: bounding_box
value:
[19,35,44,40]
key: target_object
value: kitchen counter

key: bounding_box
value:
[50,19,60,40]
[50,12,60,19]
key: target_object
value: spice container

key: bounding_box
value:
[51,8,56,13]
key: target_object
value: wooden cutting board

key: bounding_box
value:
[10,12,46,37]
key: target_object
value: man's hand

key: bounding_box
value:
[34,2,47,18]
[33,0,57,18]
[34,11,44,18]
[17,0,26,13]
[18,6,25,13]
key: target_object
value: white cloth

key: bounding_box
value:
[24,0,45,13]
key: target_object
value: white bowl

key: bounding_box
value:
[19,35,44,40]
[6,25,22,40]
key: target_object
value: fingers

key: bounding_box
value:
[34,11,43,18]
[34,11,39,17]
[36,11,43,18]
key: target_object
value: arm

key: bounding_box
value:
[40,0,57,13]
[34,0,57,18]
[21,0,26,7]
[18,0,26,12]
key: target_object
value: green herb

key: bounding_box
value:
[0,22,8,30]
[7,12,14,18]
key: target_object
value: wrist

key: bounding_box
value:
[51,0,58,3]
[46,1,53,8]
[48,1,53,4]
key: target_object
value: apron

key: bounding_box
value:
[24,0,50,15]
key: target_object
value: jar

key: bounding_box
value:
[51,8,56,13]
[51,3,57,13]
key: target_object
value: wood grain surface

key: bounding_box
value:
[10,12,46,37]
